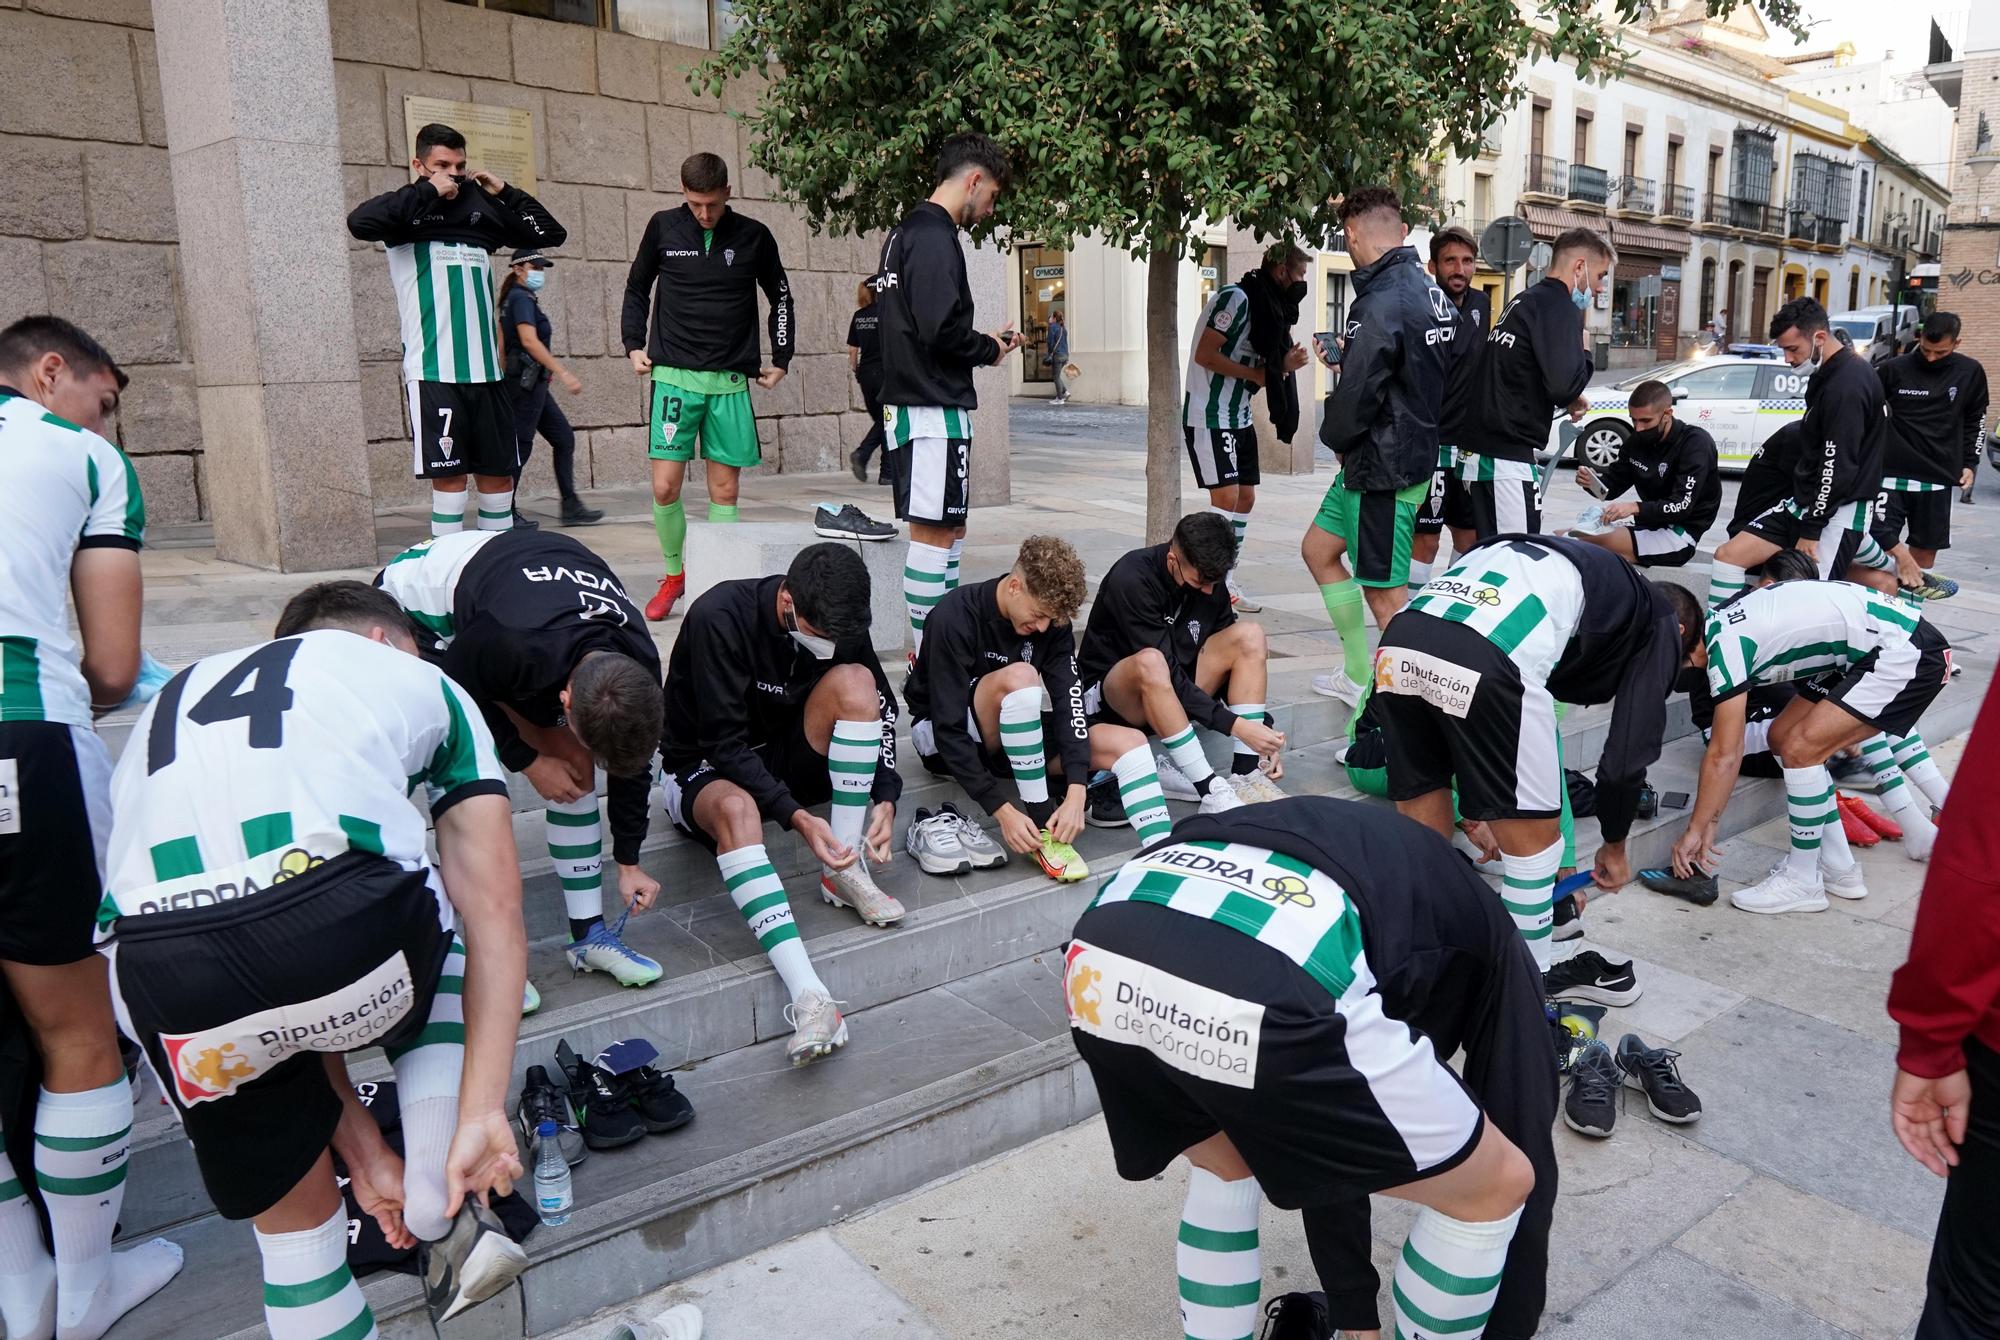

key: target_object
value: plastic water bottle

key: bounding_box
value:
[533,1120,572,1226]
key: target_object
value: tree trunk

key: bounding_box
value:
[1144,246,1182,544]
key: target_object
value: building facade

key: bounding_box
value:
[1925,6,2000,413]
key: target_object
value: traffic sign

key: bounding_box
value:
[1479,216,1534,272]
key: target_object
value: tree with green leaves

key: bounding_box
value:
[707,0,1801,540]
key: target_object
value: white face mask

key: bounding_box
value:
[784,610,836,659]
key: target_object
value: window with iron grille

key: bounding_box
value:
[1729,128,1776,205]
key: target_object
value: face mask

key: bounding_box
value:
[523,270,545,292]
[1628,427,1664,450]
[1572,281,1592,312]
[1284,280,1308,303]
[784,610,836,660]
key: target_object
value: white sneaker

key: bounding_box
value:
[1227,576,1263,613]
[1312,670,1364,705]
[1231,771,1286,804]
[1197,783,1245,814]
[1730,864,1829,915]
[522,980,542,1016]
[784,990,849,1066]
[1154,753,1201,801]
[1901,814,1938,862]
[608,1303,705,1340]
[1821,860,1869,900]
[821,864,906,926]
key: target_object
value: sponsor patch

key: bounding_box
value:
[159,951,417,1106]
[1373,646,1481,718]
[0,758,16,837]
[1065,938,1262,1088]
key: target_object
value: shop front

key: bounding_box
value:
[1609,219,1690,364]
[1015,243,1068,384]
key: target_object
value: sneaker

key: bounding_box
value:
[1552,871,1592,942]
[1827,752,1870,784]
[821,863,906,925]
[1547,998,1589,1076]
[1036,830,1089,882]
[611,1057,696,1135]
[1821,859,1869,900]
[813,503,897,541]
[1543,950,1641,1006]
[1154,754,1201,801]
[559,1045,647,1151]
[1839,792,1903,840]
[644,572,686,622]
[422,1199,530,1324]
[560,499,605,525]
[566,921,665,987]
[1638,866,1720,907]
[941,803,1007,868]
[1086,774,1127,828]
[517,1065,588,1167]
[1259,1290,1331,1339]
[1230,770,1286,804]
[1615,1033,1702,1124]
[1911,571,1959,600]
[1563,1041,1621,1138]
[1227,576,1262,613]
[906,807,972,876]
[784,989,849,1066]
[1835,794,1881,847]
[1310,670,1364,705]
[849,447,869,483]
[510,507,540,531]
[607,1303,706,1340]
[1729,864,1828,915]
[522,980,542,1016]
[1198,781,1245,814]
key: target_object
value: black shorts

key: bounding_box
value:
[890,436,972,528]
[910,706,1071,782]
[1183,425,1261,490]
[1372,615,1564,820]
[108,852,452,1220]
[1872,486,1953,554]
[1079,679,1141,733]
[1740,504,1867,579]
[1797,620,1952,738]
[662,721,830,852]
[1067,899,1484,1209]
[0,722,111,966]
[1414,459,1477,536]
[409,379,518,479]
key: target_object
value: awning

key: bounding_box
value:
[1610,218,1693,257]
[1520,203,1600,239]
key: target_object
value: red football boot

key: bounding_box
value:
[1835,793,1880,847]
[1839,792,1903,841]
[644,572,685,622]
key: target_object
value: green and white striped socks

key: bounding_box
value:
[1112,745,1173,845]
[1782,765,1835,880]
[1227,702,1266,776]
[430,487,466,537]
[1708,560,1749,609]
[904,541,951,655]
[546,796,605,925]
[717,845,827,1003]
[946,536,964,591]
[1176,1168,1261,1340]
[474,487,513,531]
[1160,722,1218,793]
[1210,505,1249,569]
[828,718,880,854]
[1861,734,1940,857]
[1851,533,1897,573]
[0,1147,53,1340]
[999,686,1049,805]
[1391,1206,1520,1340]
[257,1206,379,1340]
[1500,838,1562,971]
[386,937,466,1241]
[1893,733,1949,811]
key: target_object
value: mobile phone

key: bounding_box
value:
[1661,790,1691,810]
[1313,331,1341,366]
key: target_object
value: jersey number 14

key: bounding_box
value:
[147,639,301,775]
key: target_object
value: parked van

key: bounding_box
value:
[1830,306,1917,360]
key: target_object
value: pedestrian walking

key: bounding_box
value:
[499,249,602,528]
[1046,310,1071,404]
[847,281,888,484]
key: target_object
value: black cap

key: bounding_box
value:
[511,248,554,267]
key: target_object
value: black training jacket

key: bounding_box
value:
[1075,543,1238,735]
[1878,351,1990,486]
[874,202,998,409]
[380,531,654,866]
[1437,286,1493,448]
[347,175,566,253]
[1595,419,1721,539]
[905,577,1090,817]
[621,206,794,376]
[1318,246,1456,491]
[1463,278,1592,463]
[1729,422,1801,535]
[1793,347,1886,539]
[660,575,899,826]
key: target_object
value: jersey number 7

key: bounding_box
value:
[147,639,301,775]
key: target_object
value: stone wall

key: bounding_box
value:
[329,0,893,510]
[0,3,203,523]
[1939,48,2000,415]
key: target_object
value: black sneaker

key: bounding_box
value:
[1543,950,1641,1007]
[620,1062,695,1135]
[1563,1040,1621,1138]
[510,507,540,530]
[1616,1033,1702,1124]
[814,503,897,541]
[560,499,604,525]
[1827,752,1869,784]
[556,1039,645,1150]
[849,447,869,483]
[1085,774,1126,828]
[1260,1289,1331,1339]
[1637,866,1720,907]
[517,1064,588,1167]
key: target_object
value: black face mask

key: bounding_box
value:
[1284,280,1308,303]
[1628,426,1665,451]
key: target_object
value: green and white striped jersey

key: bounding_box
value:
[103,630,507,928]
[1183,285,1258,430]
[0,391,145,727]
[1704,580,1919,701]
[1088,838,1366,999]
[1403,543,1586,684]
[884,404,975,444]
[387,240,503,384]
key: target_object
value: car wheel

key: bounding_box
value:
[1580,421,1630,468]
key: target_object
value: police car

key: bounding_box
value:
[1547,346,1805,476]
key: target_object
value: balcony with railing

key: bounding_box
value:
[1567,163,1610,207]
[1610,176,1656,214]
[1785,206,1845,247]
[1704,192,1779,233]
[1659,182,1696,221]
[1922,229,1941,258]
[1525,154,1568,197]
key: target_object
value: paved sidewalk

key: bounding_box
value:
[535,745,1964,1340]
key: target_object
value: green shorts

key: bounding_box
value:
[649,376,760,467]
[1311,475,1431,587]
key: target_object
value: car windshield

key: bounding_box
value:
[1613,361,1697,389]
[1832,317,1879,341]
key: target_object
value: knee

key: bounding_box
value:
[1230,619,1268,656]
[713,786,761,839]
[1099,724,1145,758]
[1485,1141,1536,1218]
[1130,646,1171,687]
[653,479,682,506]
[824,662,878,714]
[996,662,1041,695]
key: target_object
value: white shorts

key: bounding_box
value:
[1631,525,1697,567]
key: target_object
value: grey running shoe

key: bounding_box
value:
[906,807,972,876]
[941,802,1007,868]
[1563,1041,1621,1138]
[1230,770,1286,804]
[819,863,905,925]
[422,1200,529,1324]
[785,990,848,1066]
[1616,1033,1702,1124]
[814,503,897,541]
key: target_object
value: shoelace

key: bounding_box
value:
[1573,1051,1621,1106]
[583,909,651,966]
[1633,1047,1689,1094]
[783,994,849,1029]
